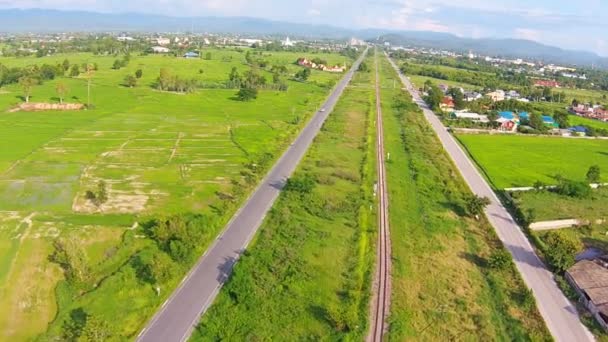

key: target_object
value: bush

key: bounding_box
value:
[488,249,512,270]
[236,86,258,101]
[555,179,591,198]
[543,231,583,273]
[284,174,316,194]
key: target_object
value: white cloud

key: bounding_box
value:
[307,8,321,16]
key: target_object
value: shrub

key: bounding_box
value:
[488,249,512,270]
[236,86,258,101]
[543,231,583,273]
[555,179,591,198]
[284,174,316,194]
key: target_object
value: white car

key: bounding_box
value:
[320,108,326,112]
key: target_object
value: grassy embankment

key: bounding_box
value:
[192,56,376,340]
[0,48,352,340]
[379,56,550,340]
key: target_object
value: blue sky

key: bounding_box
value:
[1,0,607,56]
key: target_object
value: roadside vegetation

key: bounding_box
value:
[0,47,354,340]
[379,56,550,340]
[192,57,376,340]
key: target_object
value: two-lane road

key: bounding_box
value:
[386,53,594,342]
[136,48,368,342]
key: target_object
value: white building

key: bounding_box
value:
[151,46,170,53]
[452,111,489,123]
[155,37,171,46]
[282,37,294,47]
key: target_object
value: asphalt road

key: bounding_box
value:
[386,53,595,342]
[136,48,368,342]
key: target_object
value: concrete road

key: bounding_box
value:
[136,49,368,342]
[385,54,594,342]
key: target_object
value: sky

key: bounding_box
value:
[1,0,607,56]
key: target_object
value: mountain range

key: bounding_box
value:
[1,8,607,69]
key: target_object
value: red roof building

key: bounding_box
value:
[534,80,561,88]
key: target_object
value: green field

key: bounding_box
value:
[512,187,608,221]
[457,134,608,189]
[380,57,550,340]
[0,48,352,340]
[193,55,375,340]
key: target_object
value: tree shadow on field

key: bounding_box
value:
[598,151,608,157]
[15,95,26,102]
[308,305,332,325]
[439,200,467,217]
[217,255,237,283]
[459,252,488,269]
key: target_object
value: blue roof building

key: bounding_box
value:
[518,112,529,120]
[499,111,515,120]
[183,52,199,58]
[569,126,588,133]
[542,115,559,128]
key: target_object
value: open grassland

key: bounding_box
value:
[457,134,608,189]
[0,48,352,340]
[513,187,608,221]
[192,57,376,341]
[380,57,550,340]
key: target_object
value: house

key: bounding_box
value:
[534,79,561,88]
[297,58,345,73]
[464,91,482,102]
[518,112,529,121]
[566,257,608,331]
[440,97,455,111]
[496,111,518,131]
[155,37,171,46]
[151,46,170,53]
[542,115,559,128]
[183,52,199,58]
[569,126,588,136]
[438,84,449,94]
[451,111,489,123]
[486,90,505,102]
[506,90,521,99]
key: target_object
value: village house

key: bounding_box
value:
[464,91,482,102]
[154,37,171,46]
[183,51,199,58]
[297,58,345,73]
[534,79,561,88]
[566,257,608,332]
[151,46,170,53]
[486,90,505,102]
[496,111,518,131]
[506,90,521,99]
[440,96,455,111]
[451,111,489,123]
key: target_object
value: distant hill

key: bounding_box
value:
[1,8,607,69]
[375,33,608,69]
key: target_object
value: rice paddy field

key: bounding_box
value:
[457,134,608,189]
[0,47,352,340]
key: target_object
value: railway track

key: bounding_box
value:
[368,49,392,342]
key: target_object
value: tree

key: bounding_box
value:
[464,194,491,219]
[424,84,444,110]
[358,62,369,72]
[228,67,241,84]
[529,112,545,130]
[447,87,465,109]
[487,111,499,126]
[62,59,70,72]
[55,82,69,104]
[124,75,137,88]
[423,79,433,92]
[556,178,591,198]
[236,86,258,101]
[586,165,601,184]
[85,181,108,207]
[571,98,579,108]
[18,76,36,103]
[135,69,143,79]
[553,111,569,128]
[205,52,212,60]
[295,68,311,81]
[544,231,583,272]
[489,249,512,269]
[50,238,90,283]
[70,64,80,77]
[112,59,122,70]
